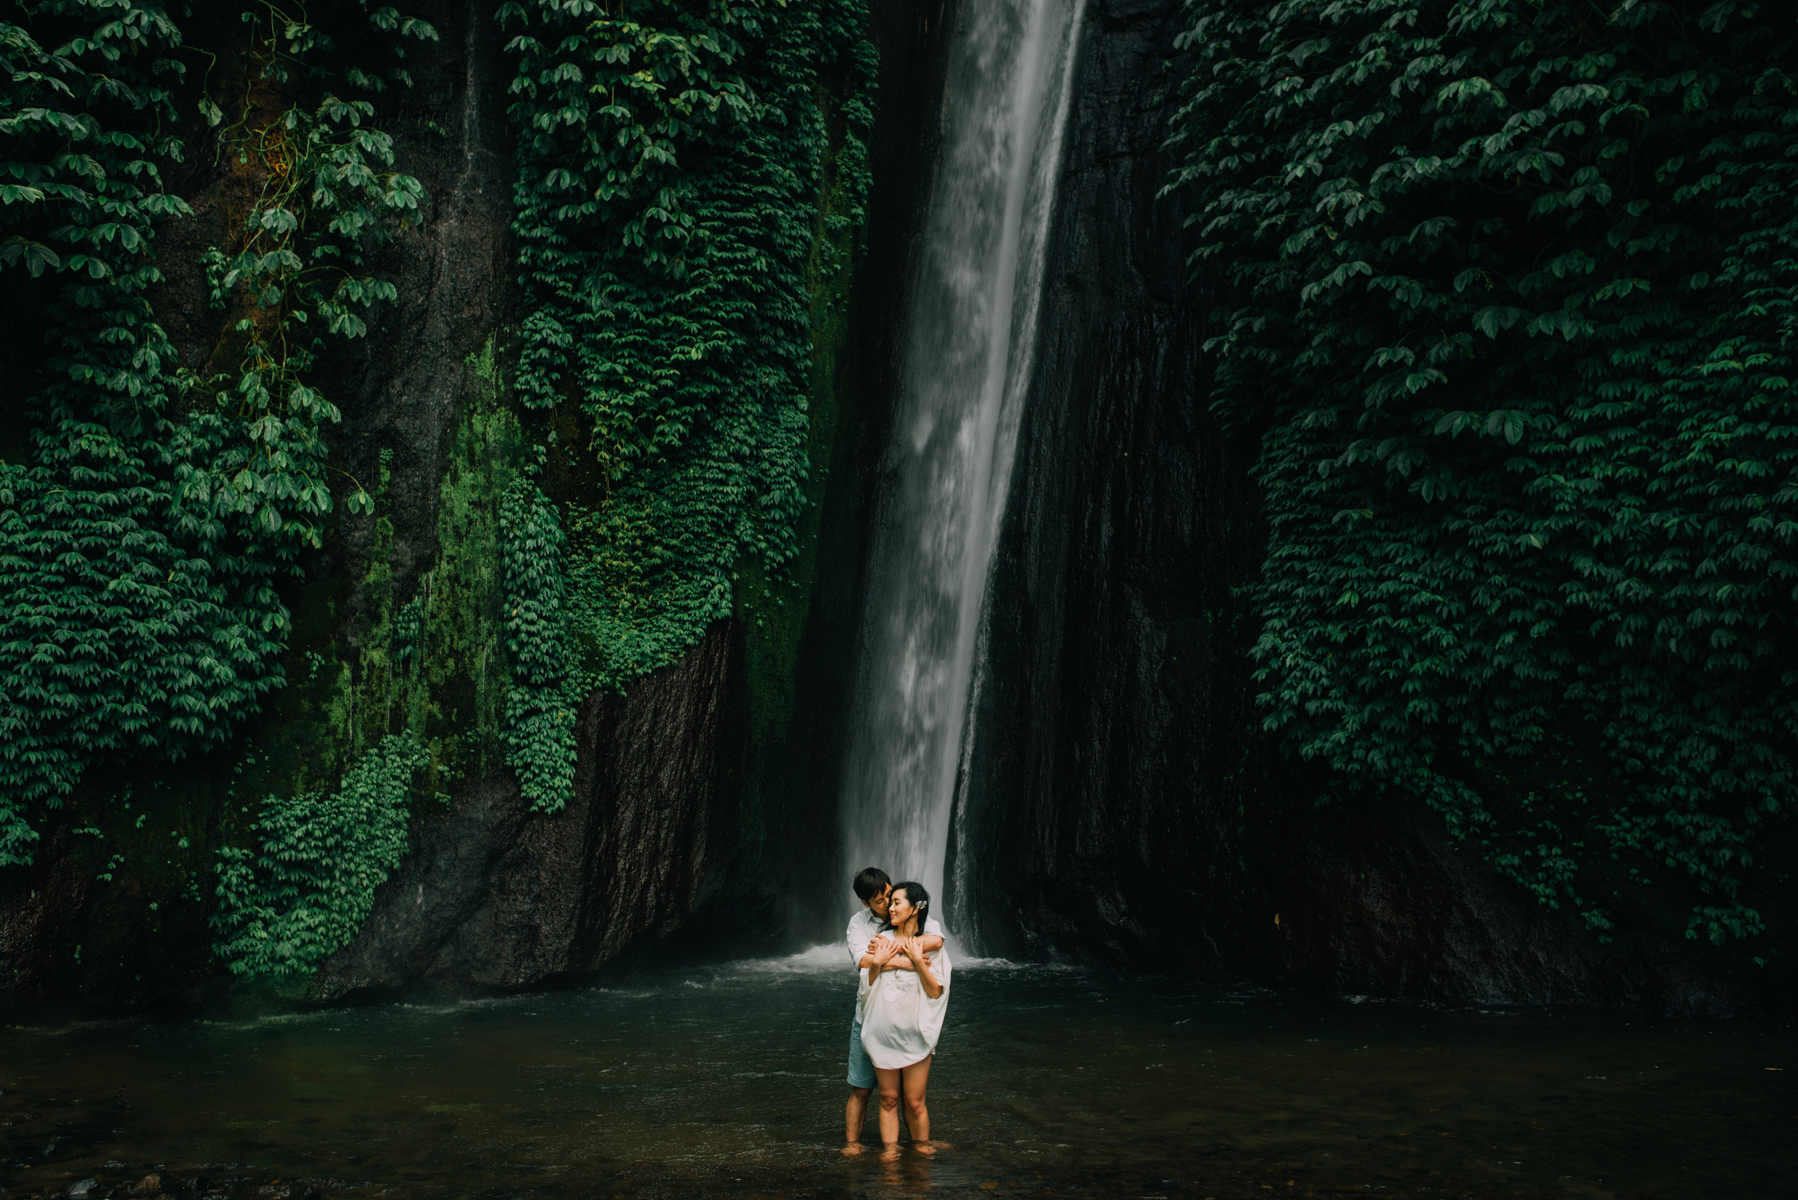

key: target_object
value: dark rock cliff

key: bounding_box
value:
[0,0,756,1011]
[0,0,1776,1019]
[952,0,1254,966]
[0,0,944,1012]
[951,0,1765,1017]
[294,0,751,1000]
[310,0,968,993]
[314,624,740,998]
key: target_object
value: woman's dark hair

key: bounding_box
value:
[884,881,930,934]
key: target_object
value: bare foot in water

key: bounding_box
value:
[913,1141,938,1157]
[879,1143,902,1162]
[840,1142,865,1158]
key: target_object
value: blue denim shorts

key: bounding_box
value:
[846,1019,875,1090]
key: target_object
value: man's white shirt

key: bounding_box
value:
[845,908,944,1028]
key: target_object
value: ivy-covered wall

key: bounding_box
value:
[953,0,1791,1015]
[2,0,461,1008]
[8,0,1791,1018]
[0,0,885,1011]
[1163,0,1798,974]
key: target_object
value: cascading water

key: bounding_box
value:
[839,0,1085,929]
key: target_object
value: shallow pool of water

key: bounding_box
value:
[1,949,1790,1199]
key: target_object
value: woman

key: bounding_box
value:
[859,881,951,1158]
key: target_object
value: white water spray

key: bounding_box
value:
[839,0,1085,924]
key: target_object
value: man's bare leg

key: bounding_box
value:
[842,1086,872,1155]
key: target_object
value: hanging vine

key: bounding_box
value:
[1165,0,1798,948]
[0,0,433,877]
[493,0,874,811]
[212,734,428,977]
[499,466,581,813]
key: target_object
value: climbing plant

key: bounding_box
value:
[212,734,428,977]
[0,0,432,868]
[1166,0,1798,946]
[496,0,874,809]
[499,467,581,812]
[1,0,255,866]
[8,0,873,963]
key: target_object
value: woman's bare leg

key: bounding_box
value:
[874,1066,904,1159]
[902,1054,933,1151]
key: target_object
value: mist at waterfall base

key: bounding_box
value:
[2,953,1789,1200]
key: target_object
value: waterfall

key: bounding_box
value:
[839,0,1085,928]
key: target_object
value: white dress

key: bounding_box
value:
[859,946,951,1069]
[846,912,944,1030]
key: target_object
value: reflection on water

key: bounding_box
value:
[1,952,1790,1199]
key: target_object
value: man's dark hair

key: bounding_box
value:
[852,867,891,903]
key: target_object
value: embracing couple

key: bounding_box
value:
[841,867,951,1159]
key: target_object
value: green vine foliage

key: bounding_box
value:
[497,0,874,812]
[212,734,427,977]
[1166,0,1798,946]
[1,0,255,866]
[210,344,520,978]
[187,92,428,543]
[499,469,581,812]
[5,2,438,985]
[8,0,871,964]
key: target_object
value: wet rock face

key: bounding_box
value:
[0,822,95,1012]
[953,0,1260,971]
[1244,786,1755,1017]
[954,0,1763,1016]
[313,623,740,998]
[0,0,1768,1019]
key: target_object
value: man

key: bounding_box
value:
[842,866,943,1156]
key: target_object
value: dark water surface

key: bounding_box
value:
[1,951,1790,1200]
